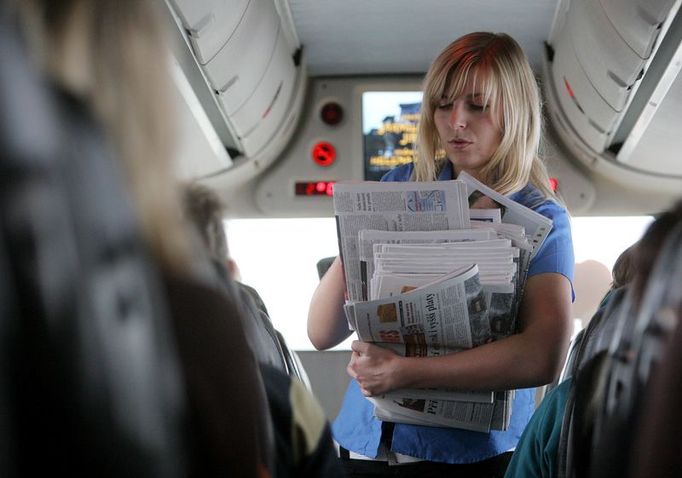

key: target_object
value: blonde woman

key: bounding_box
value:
[308,32,574,477]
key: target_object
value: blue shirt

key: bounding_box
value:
[332,161,575,464]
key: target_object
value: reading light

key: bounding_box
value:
[549,177,559,192]
[312,141,336,167]
[320,101,344,126]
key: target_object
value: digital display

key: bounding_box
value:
[294,181,335,196]
[362,91,423,181]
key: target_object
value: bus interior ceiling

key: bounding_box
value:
[164,0,682,219]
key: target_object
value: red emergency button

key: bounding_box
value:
[312,141,336,167]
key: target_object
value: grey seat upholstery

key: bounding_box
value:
[0,5,185,475]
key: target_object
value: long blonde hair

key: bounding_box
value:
[20,0,193,272]
[415,32,556,200]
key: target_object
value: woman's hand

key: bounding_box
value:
[347,341,403,396]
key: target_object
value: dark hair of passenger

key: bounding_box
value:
[631,199,682,305]
[611,244,637,290]
[182,183,229,261]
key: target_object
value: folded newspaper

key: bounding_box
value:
[333,180,470,302]
[333,176,553,432]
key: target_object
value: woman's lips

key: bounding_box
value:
[449,139,472,150]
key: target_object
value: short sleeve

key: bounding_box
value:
[527,201,575,300]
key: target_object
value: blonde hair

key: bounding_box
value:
[415,32,556,200]
[20,0,193,272]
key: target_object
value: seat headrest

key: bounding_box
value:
[0,5,187,475]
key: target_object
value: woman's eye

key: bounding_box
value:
[469,103,485,111]
[437,102,452,110]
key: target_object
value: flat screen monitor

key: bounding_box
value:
[362,91,423,181]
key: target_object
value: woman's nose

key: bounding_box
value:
[448,103,467,129]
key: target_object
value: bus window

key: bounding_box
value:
[227,215,653,351]
[226,217,345,350]
[571,215,653,330]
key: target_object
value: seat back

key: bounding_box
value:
[235,280,290,371]
[629,290,682,476]
[589,223,682,477]
[558,223,682,477]
[0,4,186,475]
[316,256,336,279]
[556,296,631,477]
[565,286,628,381]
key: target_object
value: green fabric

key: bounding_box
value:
[504,379,572,478]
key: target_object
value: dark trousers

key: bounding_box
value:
[338,451,513,478]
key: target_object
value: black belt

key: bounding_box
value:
[381,421,395,447]
[339,422,396,461]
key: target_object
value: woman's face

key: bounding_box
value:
[433,78,504,179]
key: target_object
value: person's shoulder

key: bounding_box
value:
[261,365,327,434]
[380,163,414,182]
[237,281,270,316]
[260,365,342,476]
[512,184,568,222]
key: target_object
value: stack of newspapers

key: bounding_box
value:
[333,172,553,433]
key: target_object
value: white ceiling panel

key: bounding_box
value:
[287,0,559,76]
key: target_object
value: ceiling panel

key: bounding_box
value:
[287,0,560,76]
[622,70,682,177]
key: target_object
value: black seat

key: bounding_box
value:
[629,287,682,476]
[563,286,628,382]
[556,287,633,478]
[0,4,185,475]
[316,256,336,280]
[210,257,313,386]
[557,222,682,478]
[589,222,682,478]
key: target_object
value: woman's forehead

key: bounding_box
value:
[438,70,499,102]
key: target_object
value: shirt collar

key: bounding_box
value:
[437,161,455,181]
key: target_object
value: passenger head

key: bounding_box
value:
[20,0,192,272]
[630,200,682,306]
[611,244,637,290]
[416,32,554,199]
[182,183,241,281]
[182,183,229,261]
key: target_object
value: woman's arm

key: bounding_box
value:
[307,257,354,350]
[348,272,573,395]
